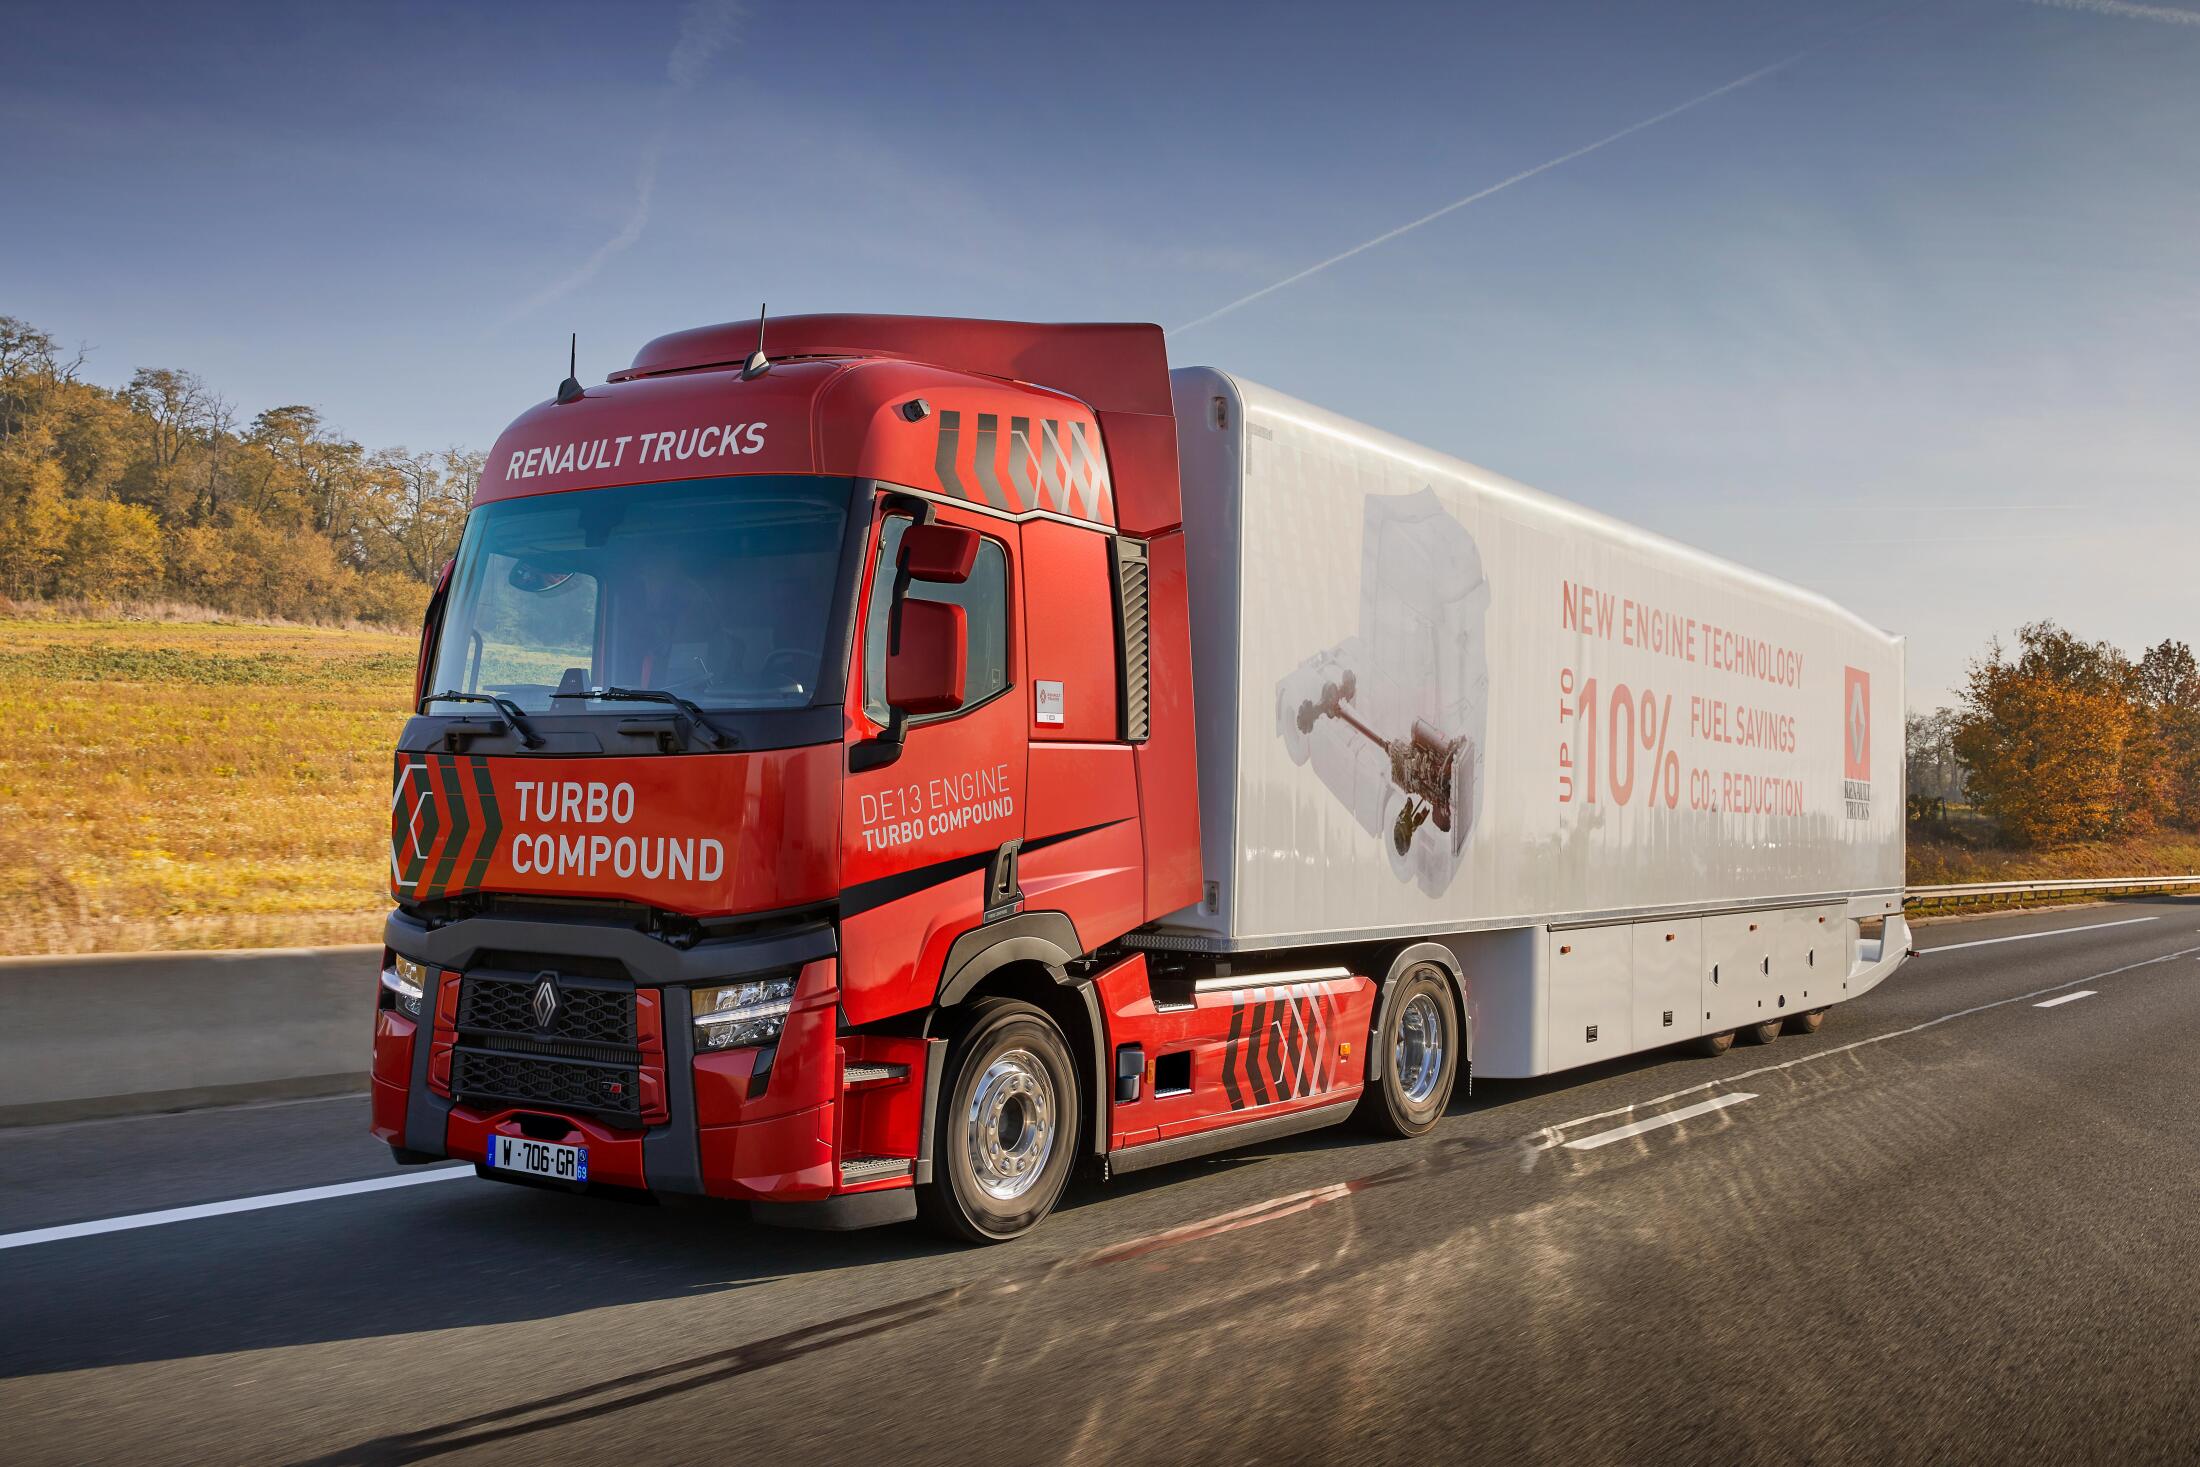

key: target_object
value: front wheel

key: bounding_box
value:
[1784,1008,1827,1036]
[918,998,1080,1244]
[1356,965,1460,1137]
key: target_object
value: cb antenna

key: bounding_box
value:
[742,303,771,380]
[556,332,585,404]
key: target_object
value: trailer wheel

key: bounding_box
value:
[1784,1008,1827,1036]
[918,998,1080,1244]
[1739,1018,1782,1045]
[1693,1029,1736,1057]
[1356,965,1459,1137]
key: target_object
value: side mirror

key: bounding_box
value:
[899,523,979,584]
[886,599,966,715]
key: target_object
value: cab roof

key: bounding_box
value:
[612,313,1173,417]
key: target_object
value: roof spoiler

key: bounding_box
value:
[610,313,1173,418]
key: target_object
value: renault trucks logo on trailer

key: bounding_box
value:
[1843,666,1872,820]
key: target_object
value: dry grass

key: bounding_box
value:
[0,613,414,955]
[1908,814,2200,886]
[0,594,411,635]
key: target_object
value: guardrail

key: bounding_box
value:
[1905,875,2200,916]
[0,945,379,1128]
[4,878,2197,1127]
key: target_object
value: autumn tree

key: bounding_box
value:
[1905,708,1964,823]
[354,447,478,582]
[2134,640,2200,829]
[50,500,162,599]
[120,366,217,522]
[1953,622,2135,846]
[0,311,476,623]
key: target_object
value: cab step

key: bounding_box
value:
[840,1155,914,1185]
[843,1061,909,1085]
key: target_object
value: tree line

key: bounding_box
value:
[1911,620,2200,847]
[0,314,477,625]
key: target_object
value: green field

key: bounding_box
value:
[0,613,415,955]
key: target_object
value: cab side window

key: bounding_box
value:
[863,516,1011,725]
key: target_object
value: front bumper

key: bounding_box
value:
[370,910,928,1220]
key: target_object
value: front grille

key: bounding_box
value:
[450,971,650,1124]
[450,1049,642,1122]
[458,973,635,1046]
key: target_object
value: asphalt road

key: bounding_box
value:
[5,899,2199,1464]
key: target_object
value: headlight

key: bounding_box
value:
[691,977,796,1051]
[381,954,429,1019]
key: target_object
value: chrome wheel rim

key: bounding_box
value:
[1394,990,1446,1106]
[966,1049,1055,1201]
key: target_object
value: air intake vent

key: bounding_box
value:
[1115,538,1151,742]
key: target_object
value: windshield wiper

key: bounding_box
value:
[419,689,545,749]
[552,686,736,749]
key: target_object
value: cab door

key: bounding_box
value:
[839,499,1027,1026]
[1019,517,1146,951]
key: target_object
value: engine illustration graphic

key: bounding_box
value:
[1276,488,1490,897]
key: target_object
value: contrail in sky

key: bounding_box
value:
[1172,50,1814,335]
[2018,0,2200,25]
[499,0,744,331]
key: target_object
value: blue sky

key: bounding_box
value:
[5,0,2197,706]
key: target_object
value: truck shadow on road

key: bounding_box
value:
[0,1032,1737,1388]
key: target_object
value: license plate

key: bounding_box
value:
[487,1134,587,1183]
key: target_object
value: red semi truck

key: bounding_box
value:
[373,314,1908,1241]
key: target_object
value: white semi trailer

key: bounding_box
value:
[1144,368,1910,1074]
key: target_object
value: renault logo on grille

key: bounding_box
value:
[531,972,561,1031]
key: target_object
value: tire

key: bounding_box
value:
[917,998,1081,1244]
[1355,965,1461,1137]
[1693,1029,1736,1057]
[1784,1007,1827,1036]
[1739,1018,1782,1046]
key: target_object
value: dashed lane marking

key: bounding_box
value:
[1530,942,2200,1151]
[2034,990,2097,1008]
[1561,1093,1758,1151]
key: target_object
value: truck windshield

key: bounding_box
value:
[425,475,852,715]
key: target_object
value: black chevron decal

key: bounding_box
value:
[1221,1003,1246,1109]
[1245,1000,1272,1107]
[426,753,470,897]
[461,756,502,894]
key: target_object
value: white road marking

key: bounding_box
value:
[2035,990,2097,1008]
[0,1166,473,1251]
[1562,1093,1757,1151]
[1530,941,2200,1151]
[1917,915,2157,954]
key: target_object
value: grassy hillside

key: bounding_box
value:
[0,613,413,954]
